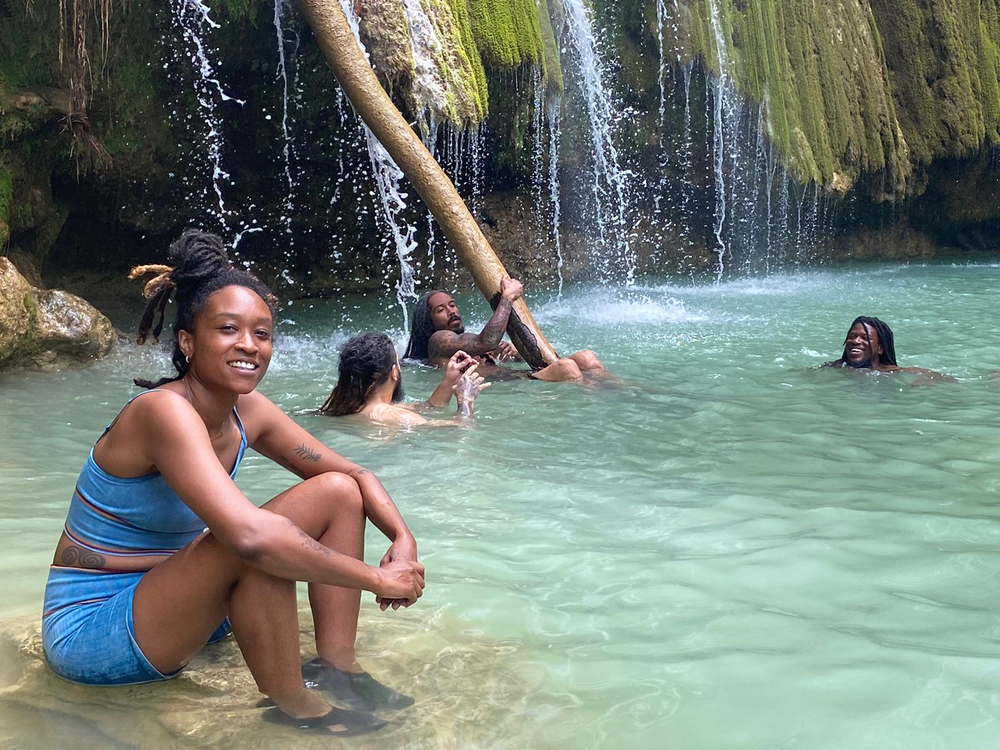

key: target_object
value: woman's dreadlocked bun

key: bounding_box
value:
[131,229,279,389]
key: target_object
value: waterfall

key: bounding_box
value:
[168,0,244,233]
[658,0,832,279]
[272,0,301,243]
[400,0,450,130]
[559,0,634,284]
[528,66,566,298]
[706,0,733,280]
[548,102,565,299]
[531,67,547,239]
[338,0,421,333]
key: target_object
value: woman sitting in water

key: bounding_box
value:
[41,230,424,737]
[319,331,490,425]
[823,316,952,380]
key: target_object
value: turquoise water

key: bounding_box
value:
[3,263,1000,748]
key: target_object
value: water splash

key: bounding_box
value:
[168,0,245,232]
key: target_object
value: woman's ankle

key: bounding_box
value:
[268,689,331,719]
[316,645,361,673]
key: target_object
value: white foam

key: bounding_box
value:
[643,272,840,298]
[535,294,709,326]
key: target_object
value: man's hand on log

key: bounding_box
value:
[501,277,523,302]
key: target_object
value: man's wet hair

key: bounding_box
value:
[129,229,278,389]
[402,289,445,361]
[843,316,897,366]
[320,331,403,416]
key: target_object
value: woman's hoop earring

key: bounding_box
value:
[185,355,190,364]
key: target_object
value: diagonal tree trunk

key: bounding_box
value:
[297,0,559,369]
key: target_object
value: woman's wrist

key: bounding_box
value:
[366,564,385,594]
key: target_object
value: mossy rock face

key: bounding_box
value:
[0,258,34,367]
[645,0,1000,197]
[468,0,546,69]
[0,258,115,372]
[0,607,539,749]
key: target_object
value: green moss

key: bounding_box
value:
[440,0,490,121]
[537,0,563,94]
[0,165,12,226]
[22,292,39,340]
[467,0,545,69]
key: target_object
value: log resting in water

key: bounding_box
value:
[297,0,559,370]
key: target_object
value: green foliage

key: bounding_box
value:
[212,0,267,24]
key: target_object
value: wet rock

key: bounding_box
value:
[0,257,34,365]
[0,607,537,750]
[477,191,591,286]
[0,258,115,372]
[831,224,937,262]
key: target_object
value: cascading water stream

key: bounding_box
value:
[642,0,832,279]
[706,0,733,281]
[272,0,301,243]
[168,0,244,233]
[337,0,421,332]
[548,103,566,299]
[560,0,635,284]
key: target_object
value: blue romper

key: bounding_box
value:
[41,390,247,685]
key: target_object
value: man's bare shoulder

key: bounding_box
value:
[368,403,428,427]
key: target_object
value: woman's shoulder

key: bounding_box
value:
[125,387,196,418]
[114,389,212,444]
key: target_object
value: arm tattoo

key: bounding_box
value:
[287,518,333,557]
[60,545,106,569]
[476,297,512,351]
[428,298,513,360]
[294,443,321,462]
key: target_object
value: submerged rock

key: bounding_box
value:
[0,259,115,372]
[0,608,538,749]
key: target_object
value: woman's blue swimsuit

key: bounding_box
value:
[41,390,247,685]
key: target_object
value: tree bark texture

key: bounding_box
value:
[297,0,559,369]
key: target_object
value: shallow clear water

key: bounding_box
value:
[3,263,1000,749]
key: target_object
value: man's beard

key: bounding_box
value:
[843,349,872,368]
[391,379,405,403]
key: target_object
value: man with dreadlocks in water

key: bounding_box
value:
[40,230,424,737]
[822,316,952,380]
[403,278,605,381]
[319,331,490,426]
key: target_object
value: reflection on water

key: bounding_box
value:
[3,264,1000,749]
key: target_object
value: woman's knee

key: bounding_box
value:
[311,471,364,514]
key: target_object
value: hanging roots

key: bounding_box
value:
[61,0,113,170]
